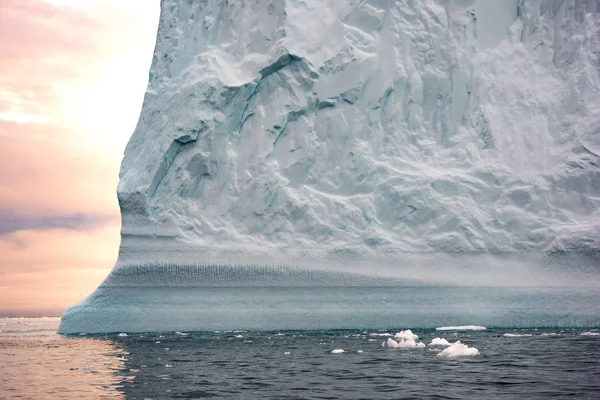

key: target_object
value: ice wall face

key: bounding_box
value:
[119,0,600,262]
[59,0,600,333]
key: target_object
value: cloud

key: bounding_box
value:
[0,0,159,315]
[0,130,122,218]
[0,0,160,148]
[0,224,121,316]
[0,212,117,236]
[0,0,160,222]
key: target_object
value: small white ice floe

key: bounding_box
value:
[436,326,486,331]
[175,332,188,336]
[394,329,419,341]
[235,335,244,338]
[384,337,425,349]
[165,364,173,368]
[503,333,533,337]
[428,337,451,347]
[330,349,345,354]
[581,332,600,336]
[118,333,128,337]
[284,351,291,355]
[437,341,479,358]
[357,350,363,353]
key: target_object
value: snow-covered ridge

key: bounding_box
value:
[118,0,600,266]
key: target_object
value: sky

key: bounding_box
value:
[0,0,160,316]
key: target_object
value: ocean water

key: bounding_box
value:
[2,318,600,399]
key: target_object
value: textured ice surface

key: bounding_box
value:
[60,0,600,333]
[384,330,426,348]
[395,329,419,341]
[436,325,487,331]
[437,341,480,357]
[429,337,451,346]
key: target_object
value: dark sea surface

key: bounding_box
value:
[1,318,599,399]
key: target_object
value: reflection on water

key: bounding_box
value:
[0,318,126,398]
[2,318,600,399]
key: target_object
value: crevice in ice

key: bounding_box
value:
[238,82,261,133]
[259,53,302,78]
[148,123,206,200]
[273,109,307,147]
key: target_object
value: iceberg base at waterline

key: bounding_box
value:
[58,255,600,334]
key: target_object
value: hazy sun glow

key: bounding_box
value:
[0,0,160,315]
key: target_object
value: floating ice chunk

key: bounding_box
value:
[404,340,425,349]
[165,364,173,368]
[357,350,363,353]
[175,331,188,336]
[118,333,128,337]
[437,341,480,358]
[370,333,392,337]
[395,329,419,341]
[284,351,291,355]
[503,333,533,337]
[428,338,451,346]
[235,335,244,338]
[436,326,486,331]
[330,349,345,354]
[581,332,600,336]
[385,337,425,349]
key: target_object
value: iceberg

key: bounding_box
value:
[59,0,600,333]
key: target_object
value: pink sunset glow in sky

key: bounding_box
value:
[0,0,160,315]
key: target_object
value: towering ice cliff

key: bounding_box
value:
[60,0,600,333]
